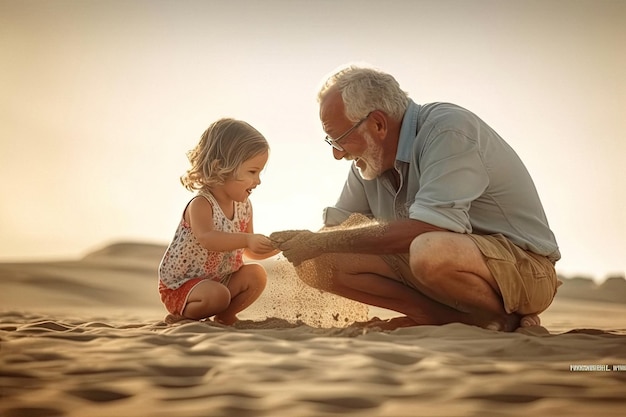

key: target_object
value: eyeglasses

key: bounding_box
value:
[324,112,372,152]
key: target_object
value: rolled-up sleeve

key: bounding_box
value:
[408,130,489,233]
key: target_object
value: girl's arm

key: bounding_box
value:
[186,197,278,258]
[186,197,255,252]
[243,205,280,260]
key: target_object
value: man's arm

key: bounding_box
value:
[271,218,447,266]
[320,218,446,254]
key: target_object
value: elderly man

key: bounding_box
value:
[271,65,560,331]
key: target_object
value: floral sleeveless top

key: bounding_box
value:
[158,191,251,290]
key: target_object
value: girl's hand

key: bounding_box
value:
[246,234,276,254]
[269,230,322,266]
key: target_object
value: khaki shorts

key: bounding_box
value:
[381,233,559,315]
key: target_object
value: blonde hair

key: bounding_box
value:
[318,64,409,121]
[181,118,269,192]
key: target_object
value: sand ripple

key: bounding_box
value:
[2,312,626,417]
[1,248,625,416]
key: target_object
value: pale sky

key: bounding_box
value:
[1,0,624,282]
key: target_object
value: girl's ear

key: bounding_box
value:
[209,159,221,175]
[208,159,231,185]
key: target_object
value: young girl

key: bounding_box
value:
[158,118,279,325]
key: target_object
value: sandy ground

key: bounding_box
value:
[1,242,625,417]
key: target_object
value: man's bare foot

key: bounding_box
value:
[520,314,541,327]
[355,316,419,331]
[483,313,543,332]
[481,312,521,332]
[355,313,538,333]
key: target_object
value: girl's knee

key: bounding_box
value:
[203,284,231,313]
[241,263,268,287]
[184,282,231,319]
[228,264,268,298]
[213,284,232,306]
[253,268,267,292]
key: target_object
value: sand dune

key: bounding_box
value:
[1,241,625,417]
[556,274,626,304]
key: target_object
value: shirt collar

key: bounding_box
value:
[396,99,419,164]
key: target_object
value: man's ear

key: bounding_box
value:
[370,110,388,140]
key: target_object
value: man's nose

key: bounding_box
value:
[332,147,346,160]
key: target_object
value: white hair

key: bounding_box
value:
[317,64,410,121]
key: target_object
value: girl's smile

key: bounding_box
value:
[219,150,269,203]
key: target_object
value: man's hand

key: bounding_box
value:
[269,230,308,246]
[270,230,324,266]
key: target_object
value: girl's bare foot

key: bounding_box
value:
[214,314,238,325]
[164,314,187,325]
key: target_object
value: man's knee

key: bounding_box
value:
[409,233,448,285]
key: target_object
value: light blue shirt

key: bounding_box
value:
[323,100,560,262]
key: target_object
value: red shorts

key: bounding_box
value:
[159,275,232,316]
[159,278,205,316]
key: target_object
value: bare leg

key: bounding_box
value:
[182,280,231,320]
[295,253,511,330]
[214,263,267,325]
[409,232,523,331]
